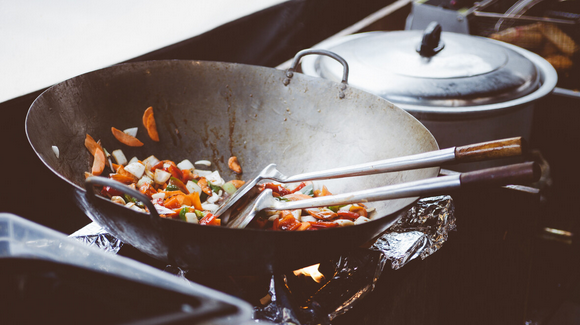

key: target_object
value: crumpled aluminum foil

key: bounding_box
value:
[372,195,456,270]
[69,222,123,254]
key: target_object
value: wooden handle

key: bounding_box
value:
[455,137,526,163]
[460,161,541,188]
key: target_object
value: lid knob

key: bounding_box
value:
[417,22,445,57]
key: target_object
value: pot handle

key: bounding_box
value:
[417,22,445,57]
[284,49,349,99]
[84,176,162,223]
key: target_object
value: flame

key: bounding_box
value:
[293,263,324,283]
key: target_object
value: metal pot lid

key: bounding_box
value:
[305,23,541,107]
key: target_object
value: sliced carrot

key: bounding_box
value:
[164,195,183,209]
[349,205,368,218]
[182,169,194,182]
[305,208,337,220]
[110,173,137,185]
[84,134,102,156]
[116,165,138,181]
[229,179,246,189]
[111,127,144,147]
[313,185,333,197]
[186,192,203,210]
[297,222,311,231]
[142,106,159,142]
[92,147,106,176]
[283,193,313,201]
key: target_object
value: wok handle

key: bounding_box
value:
[85,176,161,221]
[274,162,541,210]
[455,136,526,163]
[285,49,349,98]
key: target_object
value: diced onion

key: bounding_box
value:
[52,145,59,158]
[151,192,165,200]
[195,169,212,177]
[186,180,202,195]
[205,170,224,186]
[291,210,302,220]
[300,215,317,223]
[154,204,176,215]
[125,162,145,178]
[143,155,159,167]
[339,205,352,211]
[201,203,219,213]
[112,149,128,166]
[177,159,195,171]
[206,190,222,204]
[195,160,211,166]
[123,127,138,137]
[137,175,153,188]
[128,156,139,164]
[154,169,171,184]
[185,212,198,223]
[335,219,354,227]
[354,217,370,225]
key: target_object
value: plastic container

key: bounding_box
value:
[0,213,254,325]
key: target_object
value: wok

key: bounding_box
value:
[26,52,441,275]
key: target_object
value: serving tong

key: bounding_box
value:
[225,161,539,228]
[217,137,526,226]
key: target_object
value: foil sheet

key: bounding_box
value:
[372,195,456,270]
[69,222,123,254]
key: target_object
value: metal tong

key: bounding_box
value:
[217,137,525,224]
[225,161,540,228]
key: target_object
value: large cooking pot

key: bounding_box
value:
[301,23,558,152]
[25,54,441,275]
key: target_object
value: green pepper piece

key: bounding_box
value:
[165,184,179,191]
[194,210,205,220]
[179,207,189,221]
[208,182,222,193]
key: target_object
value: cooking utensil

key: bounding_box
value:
[227,162,540,228]
[25,54,529,275]
[216,136,525,222]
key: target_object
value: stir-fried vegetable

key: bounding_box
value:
[83,105,373,230]
[245,182,372,231]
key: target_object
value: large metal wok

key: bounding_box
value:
[26,52,441,275]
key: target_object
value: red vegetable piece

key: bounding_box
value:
[336,210,360,220]
[308,221,339,229]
